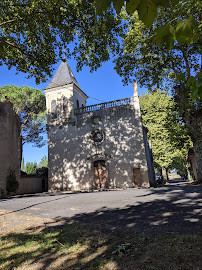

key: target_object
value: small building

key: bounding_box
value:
[44,61,156,191]
[0,101,21,195]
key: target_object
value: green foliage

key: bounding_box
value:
[21,157,25,172]
[0,85,46,147]
[175,16,198,45]
[140,90,192,171]
[151,23,175,50]
[0,0,120,82]
[36,167,48,177]
[1,0,201,100]
[24,156,48,176]
[38,155,48,169]
[114,0,201,100]
[95,0,180,27]
[172,156,187,176]
[24,162,38,176]
[6,170,19,194]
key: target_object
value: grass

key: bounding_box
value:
[0,221,201,270]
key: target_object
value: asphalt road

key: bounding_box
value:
[0,180,201,234]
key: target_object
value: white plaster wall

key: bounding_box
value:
[73,86,87,109]
[45,84,87,122]
[45,86,73,116]
[48,102,150,191]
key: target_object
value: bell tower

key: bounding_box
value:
[43,61,88,124]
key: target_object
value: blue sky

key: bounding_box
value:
[0,59,147,164]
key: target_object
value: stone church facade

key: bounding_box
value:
[44,61,156,191]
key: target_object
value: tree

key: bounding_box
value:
[140,90,192,182]
[0,0,120,83]
[114,1,202,181]
[21,157,25,172]
[1,1,200,91]
[6,170,19,194]
[24,162,38,175]
[38,155,48,169]
[0,85,46,147]
[95,0,181,27]
[1,1,201,178]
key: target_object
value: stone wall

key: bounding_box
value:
[142,127,156,187]
[48,99,153,191]
[18,176,48,194]
[0,101,21,194]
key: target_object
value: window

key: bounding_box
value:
[92,129,104,143]
[51,100,57,119]
[63,96,68,117]
[76,99,79,108]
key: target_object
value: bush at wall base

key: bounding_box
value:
[6,170,19,194]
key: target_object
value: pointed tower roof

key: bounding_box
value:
[44,61,80,91]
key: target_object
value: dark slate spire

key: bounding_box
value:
[44,61,80,90]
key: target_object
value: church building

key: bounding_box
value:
[44,61,156,191]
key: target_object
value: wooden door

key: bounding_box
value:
[133,168,142,188]
[94,160,108,190]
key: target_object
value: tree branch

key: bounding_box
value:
[179,47,191,77]
[0,37,36,61]
[0,19,18,26]
[20,112,32,131]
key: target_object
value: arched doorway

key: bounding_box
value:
[94,160,108,190]
[133,168,142,188]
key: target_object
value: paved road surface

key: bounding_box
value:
[0,180,201,234]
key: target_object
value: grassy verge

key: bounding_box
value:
[0,221,201,270]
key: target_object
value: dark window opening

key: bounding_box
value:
[51,100,57,119]
[63,96,68,116]
[76,99,79,108]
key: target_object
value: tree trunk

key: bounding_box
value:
[174,84,202,183]
[186,164,191,181]
[193,138,202,183]
[161,167,168,184]
[189,111,202,183]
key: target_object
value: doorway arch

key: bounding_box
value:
[94,160,108,190]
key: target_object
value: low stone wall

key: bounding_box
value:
[18,176,48,195]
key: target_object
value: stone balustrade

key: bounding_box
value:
[74,97,133,114]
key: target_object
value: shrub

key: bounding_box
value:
[36,167,48,177]
[6,170,19,194]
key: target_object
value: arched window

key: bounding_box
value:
[76,99,79,108]
[63,96,68,117]
[51,99,57,119]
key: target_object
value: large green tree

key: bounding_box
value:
[38,155,48,169]
[114,1,202,181]
[0,0,120,83]
[140,90,192,182]
[1,1,201,179]
[0,85,46,147]
[1,1,200,88]
[24,161,38,175]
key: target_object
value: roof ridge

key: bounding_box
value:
[44,61,80,91]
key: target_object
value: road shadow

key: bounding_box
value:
[0,179,201,234]
[0,181,201,269]
[67,183,201,234]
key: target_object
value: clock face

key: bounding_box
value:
[92,130,104,143]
